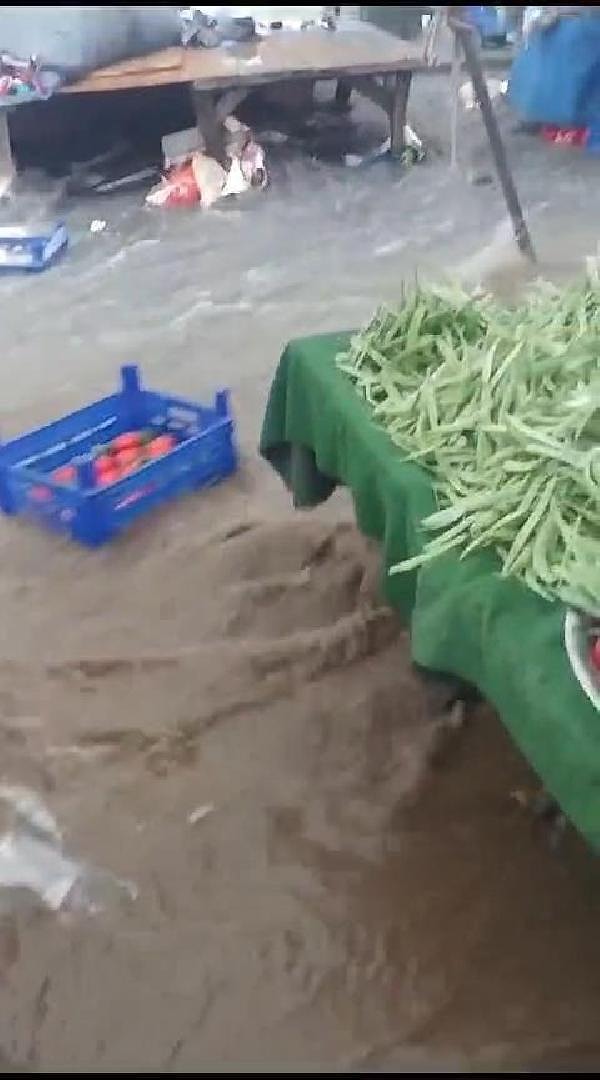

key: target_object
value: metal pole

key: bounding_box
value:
[448,9,536,262]
[449,30,461,169]
[0,110,14,199]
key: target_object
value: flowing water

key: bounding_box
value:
[0,74,599,1072]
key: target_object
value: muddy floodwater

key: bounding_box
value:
[1,74,600,1072]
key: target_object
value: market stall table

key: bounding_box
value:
[260,331,600,848]
[59,22,427,163]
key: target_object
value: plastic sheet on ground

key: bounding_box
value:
[0,785,136,914]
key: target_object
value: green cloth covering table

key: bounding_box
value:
[259,332,600,849]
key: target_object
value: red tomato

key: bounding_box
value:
[590,638,600,672]
[52,464,76,485]
[116,446,142,474]
[93,453,120,487]
[111,431,143,453]
[94,454,114,478]
[98,465,120,487]
[147,434,176,459]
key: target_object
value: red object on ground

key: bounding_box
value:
[590,638,600,672]
[541,125,589,148]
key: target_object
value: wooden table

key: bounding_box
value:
[60,21,428,162]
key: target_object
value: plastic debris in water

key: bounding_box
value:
[0,832,81,912]
[0,784,136,914]
[459,78,507,111]
[344,127,424,168]
[0,784,61,842]
[188,803,215,825]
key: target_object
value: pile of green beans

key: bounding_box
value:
[337,281,600,613]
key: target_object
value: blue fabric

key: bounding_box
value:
[465,6,507,40]
[508,15,600,127]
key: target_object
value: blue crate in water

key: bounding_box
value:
[0,365,237,547]
[0,222,68,272]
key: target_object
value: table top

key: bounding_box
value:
[260,331,600,850]
[62,22,427,96]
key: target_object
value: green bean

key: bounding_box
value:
[338,278,600,612]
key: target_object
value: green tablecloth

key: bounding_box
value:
[260,332,600,849]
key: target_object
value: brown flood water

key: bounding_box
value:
[0,513,600,1073]
[1,72,600,1072]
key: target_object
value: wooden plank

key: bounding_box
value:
[62,23,426,96]
[86,48,184,80]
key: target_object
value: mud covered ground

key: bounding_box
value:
[1,68,600,1072]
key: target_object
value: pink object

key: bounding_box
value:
[541,125,589,148]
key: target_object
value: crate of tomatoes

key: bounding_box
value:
[0,365,237,546]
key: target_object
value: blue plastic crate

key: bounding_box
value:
[0,222,68,271]
[0,365,237,547]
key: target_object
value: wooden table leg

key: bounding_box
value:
[334,79,352,111]
[214,87,249,124]
[0,110,14,198]
[190,84,228,168]
[389,71,412,159]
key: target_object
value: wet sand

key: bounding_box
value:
[0,74,600,1072]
